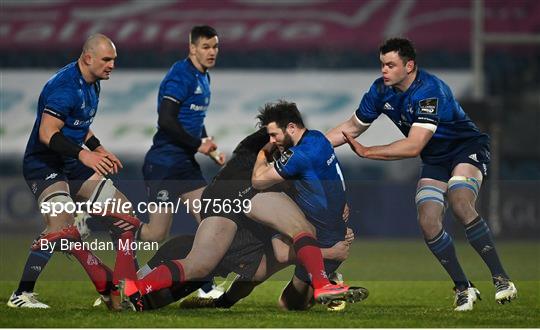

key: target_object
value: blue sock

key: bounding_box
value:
[15,246,53,295]
[425,230,469,290]
[465,216,508,280]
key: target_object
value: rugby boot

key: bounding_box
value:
[494,276,517,304]
[314,283,369,304]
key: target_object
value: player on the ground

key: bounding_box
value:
[128,225,354,311]
[326,37,517,311]
[138,24,225,298]
[251,101,357,307]
[119,125,367,308]
[7,34,135,309]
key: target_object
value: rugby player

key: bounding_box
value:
[251,101,358,306]
[139,25,224,298]
[8,34,135,308]
[326,38,517,311]
[119,124,367,309]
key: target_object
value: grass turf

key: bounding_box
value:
[0,236,538,328]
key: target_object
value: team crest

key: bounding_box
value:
[418,98,438,115]
[156,190,169,201]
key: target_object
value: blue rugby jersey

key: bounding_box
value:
[146,58,211,166]
[24,61,100,171]
[355,69,488,163]
[274,130,347,246]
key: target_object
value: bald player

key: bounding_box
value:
[8,34,135,308]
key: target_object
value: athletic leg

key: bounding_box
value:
[449,163,516,303]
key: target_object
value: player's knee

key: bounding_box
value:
[417,212,442,238]
[449,197,477,222]
[86,178,126,211]
[39,190,75,224]
[141,226,168,243]
[415,185,445,209]
[448,176,481,198]
[298,220,316,236]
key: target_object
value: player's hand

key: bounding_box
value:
[198,138,217,155]
[209,150,226,166]
[79,149,115,176]
[342,203,350,222]
[328,241,350,262]
[345,227,354,245]
[94,146,123,174]
[342,131,368,158]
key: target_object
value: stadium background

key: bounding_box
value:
[0,1,539,327]
[1,0,538,238]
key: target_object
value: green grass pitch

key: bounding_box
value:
[1,235,538,328]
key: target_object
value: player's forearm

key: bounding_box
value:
[363,138,422,160]
[326,116,367,147]
[158,98,202,151]
[252,151,273,190]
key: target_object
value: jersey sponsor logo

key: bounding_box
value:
[383,102,394,111]
[468,153,478,162]
[416,116,438,125]
[418,98,438,115]
[73,118,93,126]
[238,186,252,198]
[156,190,169,201]
[194,85,203,94]
[189,104,208,111]
[45,173,58,180]
[279,149,294,166]
[326,153,336,166]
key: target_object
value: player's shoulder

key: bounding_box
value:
[294,130,331,155]
[372,77,388,94]
[171,58,197,74]
[44,62,81,93]
[166,58,199,84]
[411,70,448,100]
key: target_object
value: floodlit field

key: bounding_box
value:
[1,236,538,328]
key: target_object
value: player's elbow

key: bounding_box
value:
[405,142,424,158]
[252,179,266,190]
[408,148,422,158]
[251,173,268,190]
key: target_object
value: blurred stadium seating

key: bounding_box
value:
[1,0,538,238]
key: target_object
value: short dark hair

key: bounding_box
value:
[190,25,218,44]
[379,38,416,66]
[256,100,305,130]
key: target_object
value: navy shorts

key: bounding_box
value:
[420,138,490,182]
[142,159,206,203]
[23,161,94,199]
